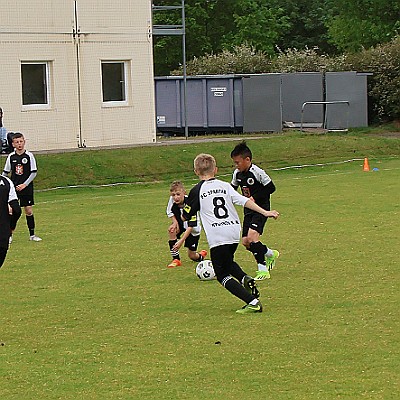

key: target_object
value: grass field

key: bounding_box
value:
[0,134,399,399]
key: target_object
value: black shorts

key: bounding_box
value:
[210,243,238,278]
[242,212,267,237]
[177,231,200,251]
[17,193,35,207]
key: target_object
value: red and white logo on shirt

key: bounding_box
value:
[16,164,23,175]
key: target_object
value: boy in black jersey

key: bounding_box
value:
[166,181,207,268]
[182,153,280,314]
[231,141,279,280]
[2,132,42,242]
[0,175,21,267]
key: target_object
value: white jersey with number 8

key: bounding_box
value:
[183,178,248,249]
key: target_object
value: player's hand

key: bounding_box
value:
[8,205,12,215]
[172,240,183,251]
[268,210,280,219]
[16,183,26,191]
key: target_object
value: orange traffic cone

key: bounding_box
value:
[363,157,370,171]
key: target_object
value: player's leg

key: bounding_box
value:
[211,244,262,313]
[22,194,41,241]
[0,246,8,268]
[186,234,207,262]
[246,214,279,280]
[242,215,268,267]
[167,227,182,268]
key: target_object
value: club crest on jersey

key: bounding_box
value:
[247,178,255,185]
[22,157,28,164]
[16,164,24,175]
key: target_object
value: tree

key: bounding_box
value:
[221,0,290,55]
[152,0,291,74]
[326,0,400,52]
[275,0,336,54]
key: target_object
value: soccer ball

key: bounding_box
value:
[196,260,216,281]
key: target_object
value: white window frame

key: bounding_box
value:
[101,60,130,107]
[21,61,51,110]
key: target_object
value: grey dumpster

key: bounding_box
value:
[155,75,243,134]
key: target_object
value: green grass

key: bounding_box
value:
[30,128,400,190]
[0,133,399,399]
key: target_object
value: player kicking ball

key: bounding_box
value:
[182,153,280,314]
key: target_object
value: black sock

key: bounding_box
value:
[249,241,267,265]
[26,215,35,236]
[169,239,180,260]
[220,275,254,303]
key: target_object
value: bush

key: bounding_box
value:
[172,44,272,75]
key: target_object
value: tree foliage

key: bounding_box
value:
[325,0,400,52]
[152,0,400,75]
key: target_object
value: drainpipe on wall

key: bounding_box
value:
[73,0,86,148]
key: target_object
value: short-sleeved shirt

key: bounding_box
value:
[3,150,37,197]
[231,163,275,215]
[183,178,248,249]
[166,195,201,236]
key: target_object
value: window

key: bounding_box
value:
[21,62,50,107]
[101,61,128,104]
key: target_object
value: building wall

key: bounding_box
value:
[0,0,156,151]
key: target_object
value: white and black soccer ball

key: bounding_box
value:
[196,260,216,281]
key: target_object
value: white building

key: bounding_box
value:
[0,0,156,151]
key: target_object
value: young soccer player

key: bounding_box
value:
[231,141,279,280]
[0,175,21,267]
[2,132,42,242]
[166,180,207,268]
[182,153,279,314]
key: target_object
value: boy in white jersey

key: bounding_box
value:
[182,153,279,314]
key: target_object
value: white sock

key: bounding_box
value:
[249,299,259,306]
[258,263,268,272]
[265,248,274,258]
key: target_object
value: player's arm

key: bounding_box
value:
[22,171,37,187]
[230,170,239,191]
[168,215,179,234]
[166,196,179,233]
[182,184,201,221]
[256,167,276,194]
[244,199,279,219]
[264,180,276,195]
[8,180,21,229]
[173,227,193,251]
[2,155,11,176]
[9,199,21,230]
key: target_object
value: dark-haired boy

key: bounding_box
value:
[231,141,279,280]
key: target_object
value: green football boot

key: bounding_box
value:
[236,302,263,314]
[266,249,280,271]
